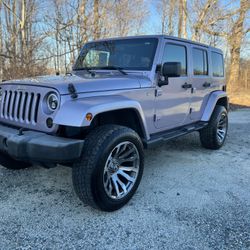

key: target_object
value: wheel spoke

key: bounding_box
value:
[108,180,113,196]
[119,155,138,164]
[217,129,225,141]
[118,169,135,183]
[116,176,127,193]
[114,143,126,157]
[218,115,226,125]
[118,147,135,160]
[112,175,121,198]
[119,166,138,173]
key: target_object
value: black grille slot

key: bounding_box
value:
[11,91,17,118]
[17,92,23,119]
[22,92,28,121]
[28,93,34,122]
[1,91,7,117]
[7,91,12,117]
[34,94,40,123]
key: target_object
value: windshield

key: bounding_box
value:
[73,38,158,71]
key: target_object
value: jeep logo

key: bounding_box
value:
[16,86,26,91]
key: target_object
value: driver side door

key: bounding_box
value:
[154,41,191,130]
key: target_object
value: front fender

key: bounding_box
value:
[54,95,149,138]
[201,91,228,121]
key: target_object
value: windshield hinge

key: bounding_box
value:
[68,83,78,99]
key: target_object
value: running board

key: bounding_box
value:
[144,122,208,148]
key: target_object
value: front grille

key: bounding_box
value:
[1,90,41,124]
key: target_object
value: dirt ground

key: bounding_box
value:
[229,91,250,107]
[0,109,249,250]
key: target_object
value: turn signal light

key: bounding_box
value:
[86,113,93,121]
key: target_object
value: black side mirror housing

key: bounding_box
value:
[159,62,181,87]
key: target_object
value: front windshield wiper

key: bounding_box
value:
[98,66,127,75]
[73,67,96,76]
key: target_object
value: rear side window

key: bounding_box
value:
[163,44,187,75]
[212,52,224,77]
[193,48,208,75]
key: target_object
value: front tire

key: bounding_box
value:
[200,105,228,149]
[72,125,144,211]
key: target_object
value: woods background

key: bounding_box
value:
[0,0,249,104]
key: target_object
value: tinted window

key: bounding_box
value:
[74,38,158,71]
[193,48,208,75]
[212,52,224,77]
[163,44,187,75]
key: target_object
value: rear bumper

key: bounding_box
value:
[0,123,84,163]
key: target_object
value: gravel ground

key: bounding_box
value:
[0,109,250,250]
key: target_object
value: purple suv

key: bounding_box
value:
[0,35,228,211]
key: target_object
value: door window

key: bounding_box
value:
[163,44,187,75]
[193,48,208,75]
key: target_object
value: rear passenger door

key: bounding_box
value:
[190,46,211,121]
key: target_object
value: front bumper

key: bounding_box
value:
[0,123,84,163]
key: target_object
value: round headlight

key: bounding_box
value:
[47,93,59,111]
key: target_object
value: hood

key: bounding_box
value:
[1,73,144,95]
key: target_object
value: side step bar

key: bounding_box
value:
[144,122,208,148]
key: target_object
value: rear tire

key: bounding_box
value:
[0,153,32,170]
[72,125,144,211]
[200,105,228,149]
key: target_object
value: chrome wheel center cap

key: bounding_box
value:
[108,159,119,173]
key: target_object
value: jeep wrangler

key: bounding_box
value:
[0,35,228,211]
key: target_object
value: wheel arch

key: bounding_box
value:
[201,91,229,122]
[54,95,150,140]
[89,108,148,140]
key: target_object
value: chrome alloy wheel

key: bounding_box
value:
[103,141,140,200]
[217,113,227,143]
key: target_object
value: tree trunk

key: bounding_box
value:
[79,0,88,45]
[93,0,100,40]
[227,0,249,93]
[168,0,175,35]
[20,0,27,72]
[192,0,217,41]
[182,0,187,38]
[0,2,3,80]
[178,0,183,37]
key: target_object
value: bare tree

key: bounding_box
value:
[226,0,250,92]
[93,0,100,40]
[182,0,187,38]
[196,0,250,92]
[178,0,183,37]
[191,0,217,41]
[157,0,176,35]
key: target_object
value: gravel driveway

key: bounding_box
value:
[0,109,249,250]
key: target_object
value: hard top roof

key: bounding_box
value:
[89,35,223,54]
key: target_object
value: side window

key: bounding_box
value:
[212,52,224,77]
[193,48,208,75]
[163,44,187,75]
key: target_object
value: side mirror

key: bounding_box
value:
[159,62,181,86]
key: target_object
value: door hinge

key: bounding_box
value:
[189,108,193,114]
[153,114,157,122]
[155,89,163,97]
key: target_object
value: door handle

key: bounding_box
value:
[182,83,192,89]
[203,82,211,88]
